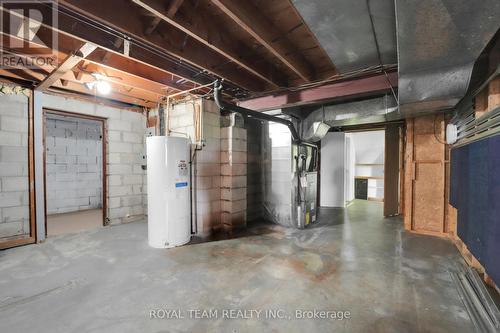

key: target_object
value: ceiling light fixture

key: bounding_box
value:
[96,80,111,95]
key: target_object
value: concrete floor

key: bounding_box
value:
[47,209,103,236]
[0,200,473,332]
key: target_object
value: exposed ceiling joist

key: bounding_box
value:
[51,79,155,108]
[0,5,210,93]
[210,0,315,82]
[36,42,97,91]
[132,0,285,88]
[145,0,184,35]
[58,0,265,92]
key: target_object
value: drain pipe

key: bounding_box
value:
[214,80,302,143]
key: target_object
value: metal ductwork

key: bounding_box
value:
[214,81,302,142]
[291,0,397,73]
[396,0,500,116]
[300,94,398,141]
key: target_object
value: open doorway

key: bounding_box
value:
[44,110,106,236]
[346,130,385,203]
[319,124,402,217]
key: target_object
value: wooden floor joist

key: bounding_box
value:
[36,43,97,91]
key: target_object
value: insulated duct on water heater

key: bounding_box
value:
[146,136,191,248]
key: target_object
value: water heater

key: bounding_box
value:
[146,136,191,248]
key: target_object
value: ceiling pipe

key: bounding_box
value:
[214,80,303,143]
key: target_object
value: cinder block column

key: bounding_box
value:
[220,122,247,230]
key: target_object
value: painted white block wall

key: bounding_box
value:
[42,93,147,225]
[45,114,103,214]
[0,93,30,239]
[320,132,346,207]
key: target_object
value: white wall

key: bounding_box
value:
[0,93,30,239]
[320,132,345,207]
[350,131,385,200]
[43,93,147,225]
[45,114,103,214]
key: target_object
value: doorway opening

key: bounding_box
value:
[347,130,385,203]
[319,124,402,217]
[44,110,106,236]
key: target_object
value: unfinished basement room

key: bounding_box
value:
[0,1,499,332]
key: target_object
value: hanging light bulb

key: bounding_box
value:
[96,80,111,95]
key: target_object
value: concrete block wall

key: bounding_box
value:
[168,99,222,235]
[221,119,247,230]
[0,93,30,239]
[43,93,147,225]
[45,115,103,214]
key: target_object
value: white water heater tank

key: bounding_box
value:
[146,136,191,248]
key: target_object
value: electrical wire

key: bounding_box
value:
[37,1,249,96]
[365,0,398,104]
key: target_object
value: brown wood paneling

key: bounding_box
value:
[404,114,448,236]
[413,162,445,233]
[384,124,400,216]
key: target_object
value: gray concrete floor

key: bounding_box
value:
[0,200,473,332]
[47,209,103,236]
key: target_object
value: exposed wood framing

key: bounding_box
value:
[58,0,265,91]
[210,0,315,82]
[132,0,285,88]
[145,0,184,35]
[36,42,97,91]
[0,6,207,92]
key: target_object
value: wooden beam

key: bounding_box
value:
[36,42,97,91]
[1,37,164,106]
[166,0,185,18]
[238,72,398,111]
[0,5,213,93]
[145,0,184,35]
[58,0,265,91]
[51,79,156,108]
[210,0,315,82]
[132,0,285,88]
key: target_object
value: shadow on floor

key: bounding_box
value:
[189,219,279,244]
